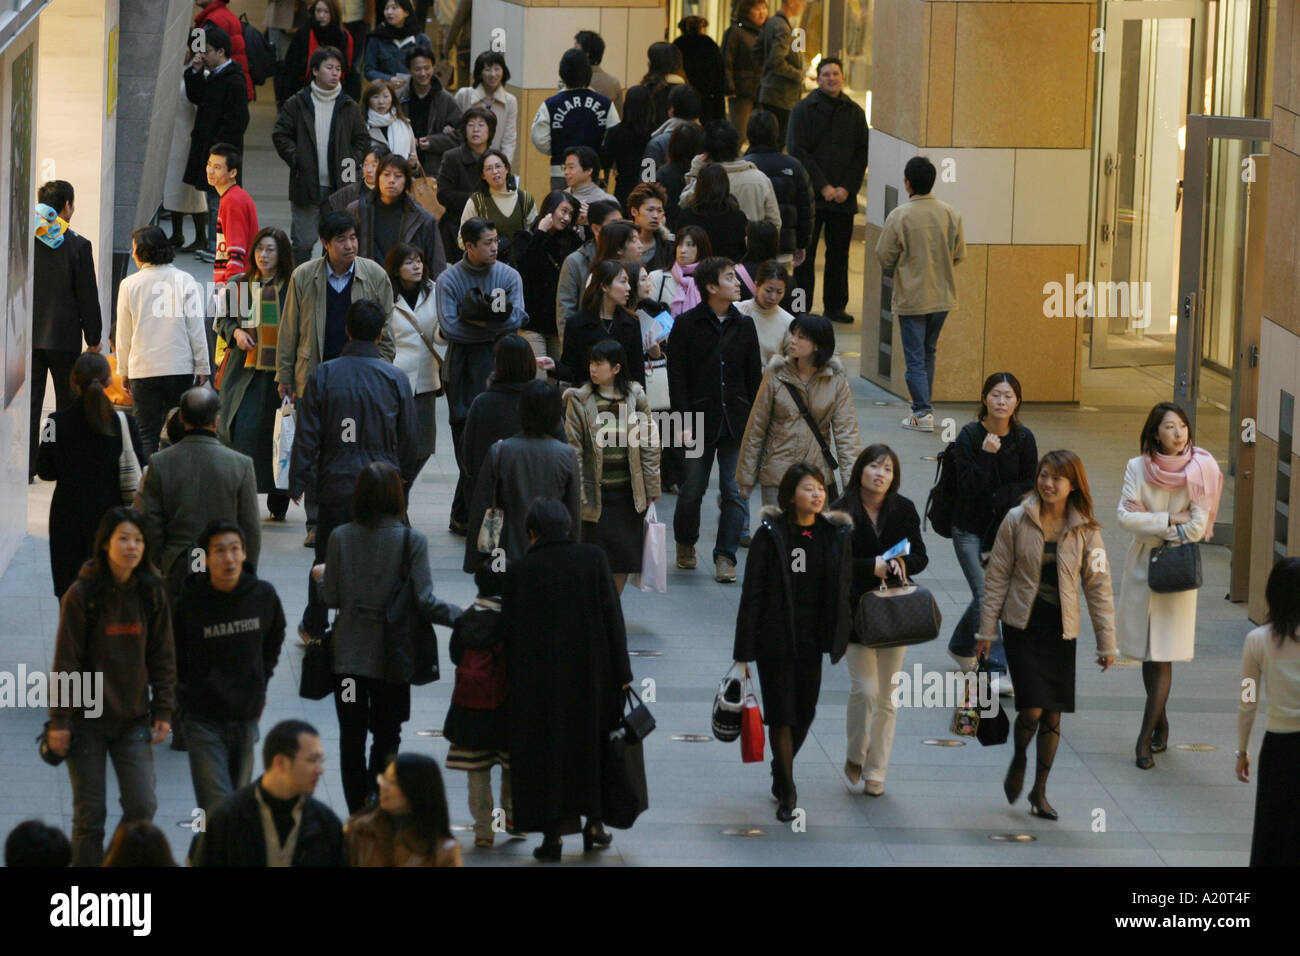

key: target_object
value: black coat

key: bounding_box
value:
[271,86,370,205]
[35,404,143,598]
[788,90,869,214]
[193,780,346,867]
[436,144,487,262]
[601,124,652,209]
[460,382,567,491]
[745,145,814,254]
[346,191,447,279]
[656,162,688,232]
[721,20,762,99]
[733,507,854,663]
[830,491,929,642]
[677,206,749,261]
[33,231,102,352]
[512,226,583,336]
[674,34,727,123]
[555,308,646,388]
[183,61,250,190]
[951,421,1039,550]
[502,537,633,832]
[442,603,508,751]
[666,300,762,441]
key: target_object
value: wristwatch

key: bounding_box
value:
[1233,749,1248,759]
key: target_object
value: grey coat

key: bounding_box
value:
[320,518,460,680]
[140,433,261,576]
[463,434,582,573]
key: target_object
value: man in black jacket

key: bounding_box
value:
[667,256,762,583]
[175,519,285,813]
[789,58,869,324]
[289,299,418,640]
[193,719,345,867]
[272,45,370,267]
[744,109,813,270]
[30,181,102,480]
[183,25,250,262]
[403,47,462,174]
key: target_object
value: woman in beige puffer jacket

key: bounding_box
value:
[736,315,861,505]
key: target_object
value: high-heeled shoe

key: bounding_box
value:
[1027,794,1058,820]
[582,821,612,852]
[1135,739,1155,770]
[1003,755,1026,805]
[776,802,796,823]
[1150,717,1169,754]
[532,837,562,862]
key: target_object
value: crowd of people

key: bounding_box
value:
[15,3,1297,869]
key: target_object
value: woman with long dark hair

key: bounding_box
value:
[36,352,145,597]
[47,506,176,866]
[313,462,461,813]
[1237,557,1300,866]
[216,226,294,520]
[283,0,361,101]
[364,0,433,91]
[385,241,441,479]
[640,41,686,128]
[513,191,582,366]
[362,78,418,162]
[976,450,1117,820]
[347,752,461,865]
[677,163,749,261]
[658,123,706,232]
[556,259,646,387]
[734,462,854,821]
[648,223,711,318]
[674,16,726,123]
[461,334,555,495]
[602,85,653,209]
[1117,401,1223,769]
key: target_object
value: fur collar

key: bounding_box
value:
[563,381,646,407]
[765,353,844,378]
[759,504,852,528]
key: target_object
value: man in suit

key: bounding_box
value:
[30,180,102,480]
[139,387,262,595]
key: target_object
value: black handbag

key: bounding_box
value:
[600,730,649,829]
[782,382,839,499]
[385,528,441,685]
[620,686,656,742]
[299,629,335,700]
[974,658,1009,746]
[853,568,942,648]
[1148,524,1202,594]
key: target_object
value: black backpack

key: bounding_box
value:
[240,14,275,86]
[923,441,959,539]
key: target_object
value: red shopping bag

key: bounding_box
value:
[740,692,764,763]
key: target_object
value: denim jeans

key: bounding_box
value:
[65,717,157,866]
[131,374,194,463]
[674,430,745,562]
[947,528,1008,673]
[898,311,948,415]
[183,715,259,813]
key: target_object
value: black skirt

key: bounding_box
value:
[755,651,823,728]
[582,484,644,574]
[1250,730,1300,866]
[1002,604,1076,712]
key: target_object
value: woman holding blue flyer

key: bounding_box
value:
[832,445,928,796]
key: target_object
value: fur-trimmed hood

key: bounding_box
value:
[759,504,852,527]
[764,353,844,378]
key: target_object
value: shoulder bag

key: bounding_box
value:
[781,381,839,499]
[396,301,444,381]
[853,566,942,648]
[476,443,506,554]
[1148,522,1202,593]
[409,159,445,220]
[299,629,335,700]
[116,411,141,505]
[385,527,441,685]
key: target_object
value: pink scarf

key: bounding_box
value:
[1142,446,1224,540]
[670,260,701,317]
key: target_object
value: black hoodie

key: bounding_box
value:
[174,568,286,721]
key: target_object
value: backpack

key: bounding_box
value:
[240,14,275,86]
[923,440,958,539]
[451,643,506,710]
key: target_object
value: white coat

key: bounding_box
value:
[1115,455,1209,661]
[391,284,444,396]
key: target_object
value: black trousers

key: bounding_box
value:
[130,374,193,463]
[29,349,78,476]
[301,496,351,638]
[449,419,470,526]
[795,210,855,315]
[334,674,411,814]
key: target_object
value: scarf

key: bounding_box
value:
[368,109,415,158]
[248,280,282,372]
[35,204,68,248]
[370,20,419,42]
[1142,445,1224,541]
[670,260,701,317]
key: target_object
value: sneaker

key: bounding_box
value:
[864,779,884,797]
[676,543,696,569]
[714,556,737,583]
[194,248,215,263]
[474,835,494,848]
[901,412,935,432]
[303,528,316,548]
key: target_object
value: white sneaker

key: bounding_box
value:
[901,412,935,432]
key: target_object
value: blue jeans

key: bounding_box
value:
[947,528,1008,674]
[899,311,948,415]
[183,715,259,813]
[675,430,745,562]
[64,717,157,866]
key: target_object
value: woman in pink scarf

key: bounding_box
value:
[1116,402,1223,770]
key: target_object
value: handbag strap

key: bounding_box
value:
[399,526,413,580]
[781,381,837,475]
[396,300,440,359]
[490,441,502,511]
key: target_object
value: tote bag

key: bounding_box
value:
[632,502,667,593]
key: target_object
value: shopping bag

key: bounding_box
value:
[299,630,334,700]
[410,160,446,220]
[632,502,667,593]
[601,730,649,829]
[740,691,764,763]
[272,398,295,490]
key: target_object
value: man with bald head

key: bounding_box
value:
[140,387,262,599]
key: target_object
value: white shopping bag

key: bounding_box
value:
[272,398,295,490]
[632,502,667,593]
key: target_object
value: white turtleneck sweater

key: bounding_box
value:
[310,82,342,189]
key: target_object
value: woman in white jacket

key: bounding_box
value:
[1116,401,1223,770]
[385,241,443,480]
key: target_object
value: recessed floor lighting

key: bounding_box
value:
[989,833,1036,843]
[628,650,663,657]
[721,827,767,837]
[671,734,713,742]
[415,729,444,738]
[922,738,965,747]
[1174,743,1217,752]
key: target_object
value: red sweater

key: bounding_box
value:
[196,1,255,100]
[215,185,259,285]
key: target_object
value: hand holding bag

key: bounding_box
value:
[116,411,141,506]
[853,567,942,648]
[476,443,506,554]
[632,502,667,593]
[1148,523,1202,593]
[740,688,765,762]
[272,398,295,491]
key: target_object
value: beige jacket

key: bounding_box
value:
[276,256,396,398]
[736,355,862,490]
[563,382,661,522]
[978,496,1118,655]
[681,156,782,230]
[875,193,965,315]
